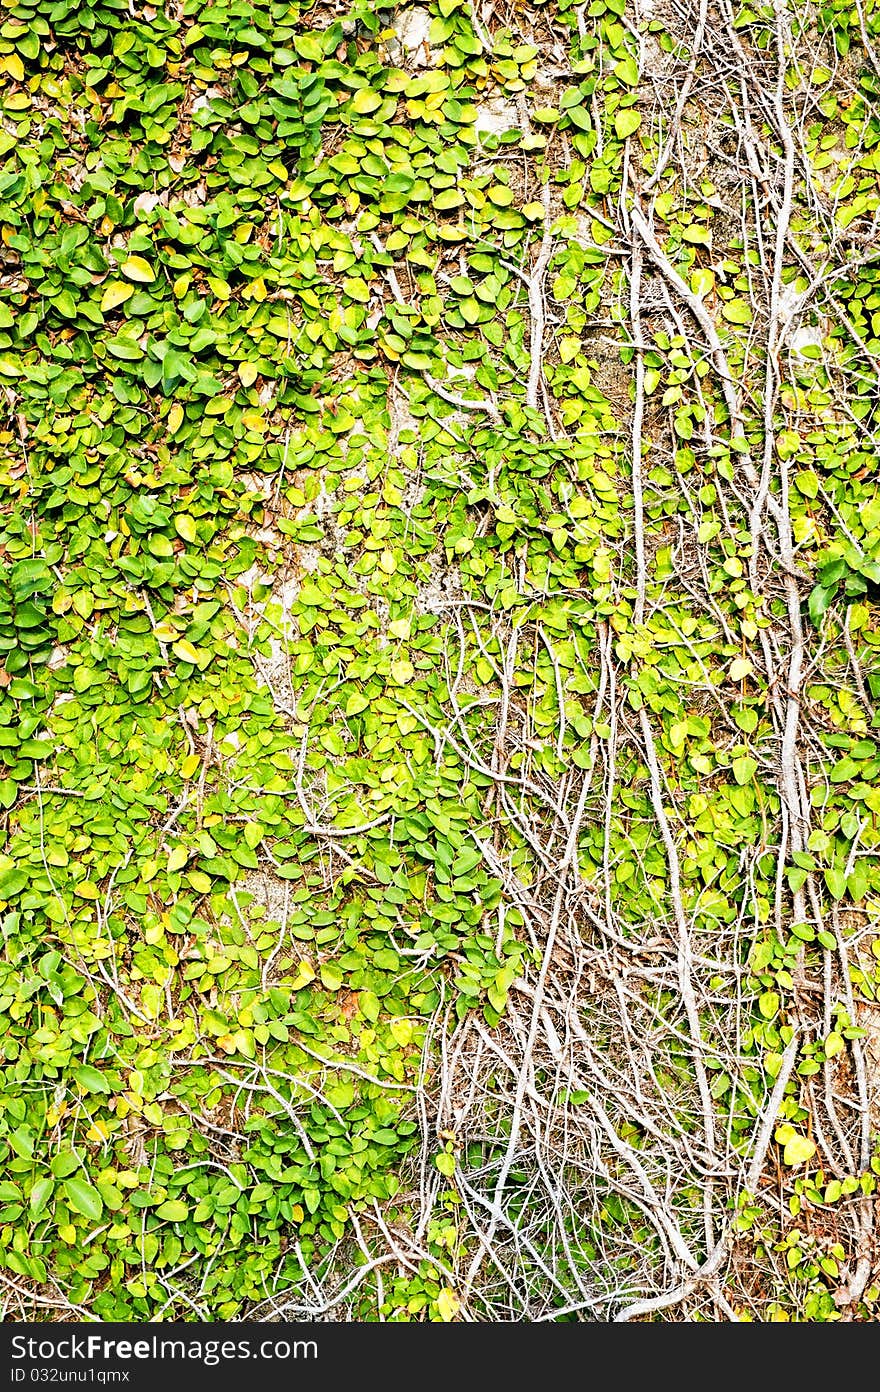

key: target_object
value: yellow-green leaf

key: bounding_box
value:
[390,1018,413,1046]
[155,1200,189,1222]
[100,281,134,312]
[825,1031,844,1058]
[167,845,189,873]
[614,109,641,138]
[120,256,156,284]
[436,1288,460,1322]
[722,298,752,325]
[352,88,381,114]
[181,753,201,779]
[729,657,753,682]
[782,1134,816,1167]
[172,638,200,665]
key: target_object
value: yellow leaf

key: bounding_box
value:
[3,54,25,82]
[390,660,414,685]
[782,1134,816,1167]
[172,638,200,665]
[729,657,753,682]
[614,109,642,138]
[168,402,184,434]
[436,1288,460,1322]
[242,276,266,302]
[238,361,259,388]
[690,267,715,297]
[73,880,99,899]
[101,281,134,312]
[120,256,156,283]
[140,984,163,1020]
[291,960,316,991]
[167,845,189,873]
[558,336,581,363]
[390,1018,413,1046]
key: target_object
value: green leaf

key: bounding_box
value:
[106,335,144,361]
[722,298,752,325]
[29,1176,54,1219]
[808,583,834,627]
[359,990,380,1022]
[731,756,757,786]
[64,1177,104,1222]
[155,1200,189,1222]
[73,1065,111,1094]
[565,104,592,131]
[829,757,859,783]
[320,962,343,991]
[681,224,711,247]
[0,867,28,899]
[824,866,847,900]
[51,1151,81,1179]
[293,33,324,62]
[175,514,198,543]
[614,109,641,138]
[614,54,639,87]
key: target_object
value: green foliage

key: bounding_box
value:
[0,0,878,1324]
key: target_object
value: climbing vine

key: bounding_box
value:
[1,0,880,1321]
